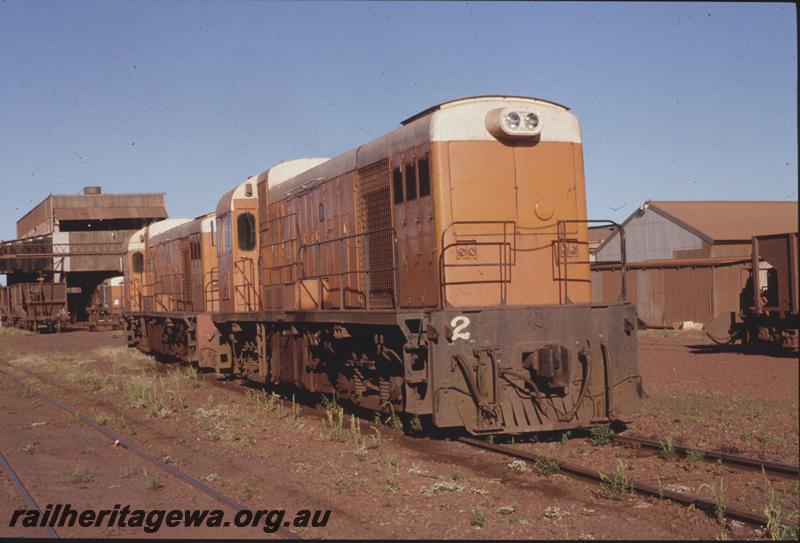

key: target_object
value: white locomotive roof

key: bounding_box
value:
[217,158,330,212]
[267,158,329,190]
[269,95,582,199]
[147,218,192,240]
[232,179,257,201]
[200,212,215,233]
[127,226,147,252]
[216,177,258,216]
[400,94,570,125]
[150,214,217,245]
[426,95,580,145]
[106,276,125,286]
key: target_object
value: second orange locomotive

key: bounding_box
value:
[124,96,642,435]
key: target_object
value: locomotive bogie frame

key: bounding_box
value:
[196,300,641,435]
[125,312,199,362]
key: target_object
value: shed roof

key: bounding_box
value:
[50,193,167,220]
[646,200,797,242]
[16,192,167,237]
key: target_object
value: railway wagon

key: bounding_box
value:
[0,286,9,326]
[4,281,69,333]
[716,232,799,351]
[204,95,643,435]
[86,276,125,331]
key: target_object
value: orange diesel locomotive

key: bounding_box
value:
[124,96,642,435]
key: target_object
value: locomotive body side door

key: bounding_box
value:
[391,147,437,308]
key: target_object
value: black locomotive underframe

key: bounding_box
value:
[202,301,643,435]
[125,302,642,434]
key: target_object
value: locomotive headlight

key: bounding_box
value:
[504,112,521,130]
[486,107,543,139]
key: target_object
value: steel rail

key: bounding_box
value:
[0,447,59,539]
[611,434,800,478]
[0,367,300,540]
[458,436,776,528]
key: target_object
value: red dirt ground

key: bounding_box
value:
[0,328,797,539]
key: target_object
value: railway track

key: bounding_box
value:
[458,436,797,528]
[611,434,800,479]
[7,351,793,535]
[0,366,301,540]
[198,370,800,479]
[189,365,800,529]
[0,447,59,539]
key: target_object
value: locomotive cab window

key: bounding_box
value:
[405,162,417,201]
[418,155,431,197]
[392,167,403,204]
[132,252,144,273]
[237,212,256,251]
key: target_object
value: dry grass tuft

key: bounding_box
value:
[0,326,33,337]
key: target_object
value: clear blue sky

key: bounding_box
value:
[0,1,796,245]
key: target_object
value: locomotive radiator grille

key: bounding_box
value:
[355,159,394,308]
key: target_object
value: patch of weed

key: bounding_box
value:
[590,424,613,446]
[699,478,726,524]
[66,466,95,484]
[660,436,676,460]
[597,460,630,500]
[685,449,705,470]
[470,510,487,528]
[144,471,163,490]
[535,456,561,476]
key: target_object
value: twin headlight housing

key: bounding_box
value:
[486,107,543,139]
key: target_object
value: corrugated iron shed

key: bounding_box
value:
[596,200,798,262]
[589,225,615,260]
[592,257,751,328]
[591,199,797,327]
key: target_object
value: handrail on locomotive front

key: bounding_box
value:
[439,220,517,308]
[557,219,628,303]
[438,219,629,308]
[296,226,401,311]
